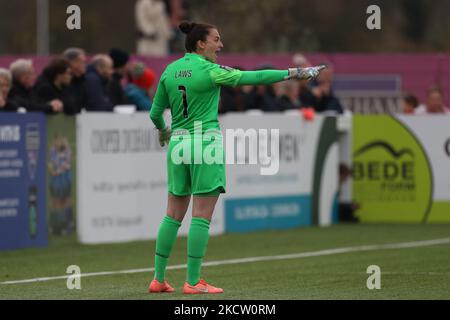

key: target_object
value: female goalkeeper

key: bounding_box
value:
[148,21,324,294]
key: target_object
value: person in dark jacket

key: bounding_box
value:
[219,85,252,113]
[33,58,75,115]
[8,59,63,113]
[63,47,88,114]
[247,84,280,112]
[276,80,302,111]
[107,48,130,106]
[246,65,281,112]
[218,66,252,113]
[308,63,343,114]
[84,54,114,111]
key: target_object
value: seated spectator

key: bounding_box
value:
[309,63,343,114]
[8,59,63,113]
[33,58,75,115]
[415,86,449,115]
[219,66,252,113]
[219,86,252,113]
[291,53,316,108]
[276,80,302,110]
[63,47,87,114]
[84,54,114,111]
[107,48,130,106]
[248,84,280,111]
[0,68,20,112]
[402,93,419,114]
[124,62,156,111]
[246,64,280,112]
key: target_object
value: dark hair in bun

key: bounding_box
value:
[179,21,216,52]
[179,21,196,34]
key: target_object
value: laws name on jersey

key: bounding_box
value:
[175,70,192,78]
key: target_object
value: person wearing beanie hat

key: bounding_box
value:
[124,61,156,111]
[133,68,156,91]
[107,48,130,106]
[109,48,129,69]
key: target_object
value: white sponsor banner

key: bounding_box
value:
[220,112,338,229]
[397,115,450,201]
[76,112,223,244]
[77,112,339,244]
[220,112,322,198]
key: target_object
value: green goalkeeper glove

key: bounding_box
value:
[158,127,171,147]
[285,65,327,80]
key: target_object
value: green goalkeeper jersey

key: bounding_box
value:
[150,52,288,134]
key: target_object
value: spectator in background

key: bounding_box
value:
[163,0,189,53]
[107,48,130,106]
[0,68,20,112]
[276,80,302,110]
[124,62,156,111]
[402,93,419,114]
[84,54,114,111]
[246,64,280,111]
[415,86,449,115]
[63,47,87,114]
[135,0,173,57]
[291,53,316,108]
[219,86,252,113]
[309,63,343,114]
[8,59,63,113]
[248,84,279,111]
[219,66,253,113]
[33,58,75,115]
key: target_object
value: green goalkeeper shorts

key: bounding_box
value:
[167,131,226,196]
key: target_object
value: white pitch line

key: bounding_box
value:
[2,237,450,285]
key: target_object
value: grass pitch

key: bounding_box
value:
[1,224,450,300]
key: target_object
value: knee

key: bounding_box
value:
[166,210,185,222]
[192,209,213,221]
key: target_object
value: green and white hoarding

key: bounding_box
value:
[353,115,450,223]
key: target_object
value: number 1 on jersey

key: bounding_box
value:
[178,85,188,118]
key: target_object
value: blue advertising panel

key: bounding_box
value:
[225,195,311,233]
[0,113,48,250]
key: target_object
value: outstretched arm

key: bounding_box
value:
[237,70,288,86]
[211,65,327,87]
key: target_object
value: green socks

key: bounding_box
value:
[187,217,211,286]
[154,215,181,282]
[153,215,211,286]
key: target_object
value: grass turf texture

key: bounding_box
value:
[1,224,450,300]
